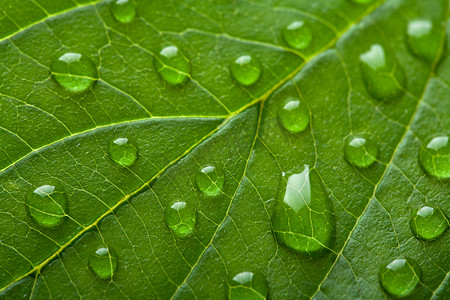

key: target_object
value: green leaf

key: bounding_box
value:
[0,0,448,299]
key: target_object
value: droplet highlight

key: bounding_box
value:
[108,137,139,167]
[419,134,450,179]
[26,184,68,228]
[195,164,224,196]
[230,55,262,86]
[379,257,422,298]
[407,19,441,64]
[155,45,190,85]
[89,247,118,279]
[278,98,310,133]
[410,205,448,241]
[344,135,379,168]
[282,20,312,50]
[226,271,268,300]
[165,201,197,238]
[111,0,136,24]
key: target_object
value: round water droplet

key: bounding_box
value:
[379,257,422,298]
[419,134,450,179]
[271,165,335,257]
[230,55,262,86]
[410,205,448,241]
[282,20,312,50]
[359,44,406,100]
[344,135,379,168]
[108,137,139,167]
[89,247,118,279]
[111,0,136,23]
[51,52,97,93]
[278,98,310,133]
[407,19,441,64]
[226,271,268,300]
[349,0,376,4]
[195,164,224,196]
[154,45,190,85]
[165,201,197,238]
[26,184,68,228]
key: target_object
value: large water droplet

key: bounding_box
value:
[359,44,406,100]
[89,247,118,279]
[419,134,450,179]
[344,135,379,168]
[111,0,136,24]
[407,19,441,64]
[165,201,197,238]
[195,165,224,196]
[410,205,448,241]
[226,271,268,300]
[271,165,335,257]
[108,137,139,167]
[379,257,421,298]
[278,98,310,133]
[282,20,312,50]
[51,52,97,93]
[26,184,68,228]
[154,45,190,85]
[230,55,262,86]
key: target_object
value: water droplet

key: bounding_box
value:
[226,271,268,300]
[51,52,97,93]
[359,44,406,100]
[410,205,448,241]
[154,45,190,85]
[195,164,224,196]
[26,184,68,228]
[344,135,379,168]
[108,137,139,167]
[407,19,441,64]
[230,55,262,86]
[379,257,422,298]
[89,247,118,279]
[349,0,376,4]
[282,20,312,50]
[278,98,310,133]
[165,201,197,238]
[111,0,136,24]
[271,165,335,257]
[419,134,450,179]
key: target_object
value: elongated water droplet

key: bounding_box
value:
[407,19,441,64]
[26,184,68,228]
[89,247,118,279]
[419,134,449,179]
[230,55,262,86]
[165,201,197,238]
[344,135,378,168]
[226,271,268,300]
[108,137,138,167]
[410,205,448,241]
[359,44,406,100]
[155,45,190,85]
[195,164,224,196]
[282,20,312,50]
[379,257,422,298]
[111,0,136,24]
[271,165,335,257]
[278,98,310,133]
[349,0,376,4]
[51,52,97,93]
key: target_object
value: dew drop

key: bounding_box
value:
[108,137,139,167]
[344,135,379,168]
[379,257,422,298]
[111,0,136,24]
[89,247,118,279]
[359,44,406,100]
[195,164,224,196]
[154,45,190,85]
[230,55,262,86]
[165,201,197,238]
[26,184,68,228]
[51,52,97,93]
[407,19,441,64]
[226,271,268,300]
[410,205,448,241]
[278,98,310,133]
[271,165,335,257]
[419,134,450,179]
[282,20,312,50]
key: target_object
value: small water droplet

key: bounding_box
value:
[359,44,406,100]
[226,271,268,300]
[195,164,224,196]
[278,98,310,133]
[349,0,376,4]
[379,257,421,298]
[165,201,197,238]
[108,137,139,167]
[407,19,441,64]
[419,134,449,179]
[89,247,118,279]
[271,165,335,257]
[51,52,97,93]
[26,184,68,228]
[111,0,136,24]
[282,20,312,50]
[410,205,448,241]
[230,55,262,86]
[154,45,190,85]
[344,135,378,168]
